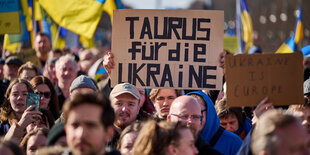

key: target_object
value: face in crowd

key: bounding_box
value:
[26,134,47,155]
[119,131,138,155]
[168,96,202,137]
[19,69,37,81]
[4,64,20,81]
[9,82,28,114]
[172,128,199,155]
[34,34,51,61]
[152,89,178,119]
[219,114,239,133]
[111,93,140,130]
[33,83,51,109]
[65,103,109,155]
[291,108,310,134]
[55,57,78,86]
[189,95,207,131]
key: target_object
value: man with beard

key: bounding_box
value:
[55,55,78,109]
[167,96,222,155]
[109,83,140,147]
[63,93,119,155]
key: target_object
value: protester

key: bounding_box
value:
[132,120,198,155]
[69,75,98,98]
[186,91,243,155]
[5,108,53,144]
[0,138,24,155]
[287,97,310,134]
[215,98,252,140]
[110,83,140,132]
[251,109,310,155]
[54,55,78,109]
[17,62,41,81]
[3,56,23,86]
[43,58,58,84]
[20,128,49,155]
[78,49,95,73]
[137,88,155,120]
[167,95,223,155]
[0,79,41,136]
[117,122,142,155]
[34,33,52,67]
[149,89,182,120]
[63,93,119,155]
[48,49,63,60]
[30,76,60,119]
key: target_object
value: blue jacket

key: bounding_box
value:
[187,91,243,155]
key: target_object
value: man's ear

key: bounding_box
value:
[106,126,115,143]
[167,144,177,155]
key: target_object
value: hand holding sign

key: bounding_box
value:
[102,51,115,74]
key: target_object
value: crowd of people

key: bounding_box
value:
[0,32,309,155]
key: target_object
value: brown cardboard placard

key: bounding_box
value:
[111,9,224,89]
[225,53,304,107]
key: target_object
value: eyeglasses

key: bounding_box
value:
[35,92,51,98]
[170,114,202,122]
[201,109,207,113]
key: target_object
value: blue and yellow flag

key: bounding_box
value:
[302,45,310,56]
[276,6,303,53]
[79,0,124,49]
[236,0,253,54]
[95,66,108,82]
[39,0,106,39]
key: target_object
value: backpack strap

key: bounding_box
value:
[209,127,225,147]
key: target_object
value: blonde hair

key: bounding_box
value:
[132,120,187,155]
[149,89,182,102]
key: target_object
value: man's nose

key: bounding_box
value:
[122,105,129,111]
[76,127,87,138]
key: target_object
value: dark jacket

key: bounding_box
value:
[196,135,223,155]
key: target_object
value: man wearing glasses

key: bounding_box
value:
[167,96,222,155]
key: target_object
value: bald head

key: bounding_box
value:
[168,96,202,136]
[169,96,201,114]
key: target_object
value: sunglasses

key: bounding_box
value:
[36,92,51,98]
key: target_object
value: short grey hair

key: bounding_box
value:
[55,54,79,72]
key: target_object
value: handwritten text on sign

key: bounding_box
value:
[225,53,304,107]
[111,10,224,89]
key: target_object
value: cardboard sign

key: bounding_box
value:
[111,9,224,89]
[0,0,20,34]
[225,53,304,107]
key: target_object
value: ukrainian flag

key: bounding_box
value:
[236,0,253,54]
[39,0,106,39]
[276,6,303,53]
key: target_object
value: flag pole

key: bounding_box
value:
[53,26,61,49]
